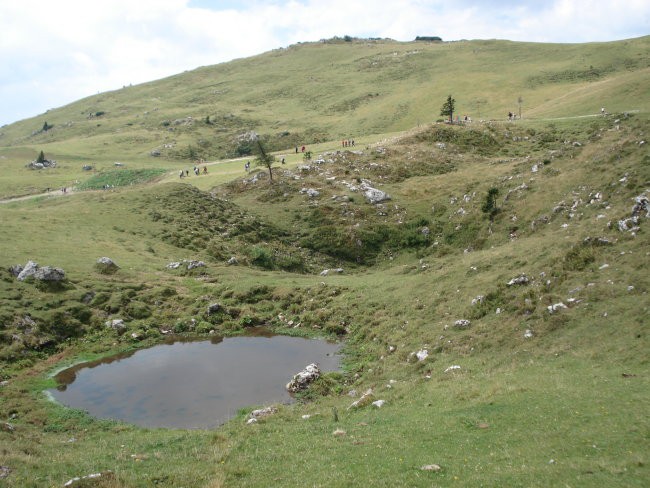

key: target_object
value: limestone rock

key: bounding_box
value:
[105,319,126,330]
[415,349,429,361]
[507,274,529,286]
[444,365,461,373]
[33,266,65,281]
[547,302,567,314]
[454,319,471,328]
[286,363,321,393]
[250,406,277,419]
[347,388,374,410]
[362,185,391,204]
[95,257,119,274]
[8,264,23,277]
[16,261,65,282]
[16,261,39,281]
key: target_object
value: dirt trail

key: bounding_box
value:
[0,188,75,205]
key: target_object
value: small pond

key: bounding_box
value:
[48,332,341,429]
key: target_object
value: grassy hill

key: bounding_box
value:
[0,37,649,487]
[0,36,648,199]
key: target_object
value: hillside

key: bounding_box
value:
[0,36,649,199]
[0,37,649,487]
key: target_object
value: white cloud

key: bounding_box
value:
[0,0,648,126]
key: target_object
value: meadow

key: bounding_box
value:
[0,36,648,487]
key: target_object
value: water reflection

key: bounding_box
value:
[48,333,341,429]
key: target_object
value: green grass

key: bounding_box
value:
[0,38,649,488]
[76,168,167,190]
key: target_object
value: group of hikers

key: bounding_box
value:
[179,165,208,178]
[342,139,355,147]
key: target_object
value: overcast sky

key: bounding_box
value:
[1,0,648,127]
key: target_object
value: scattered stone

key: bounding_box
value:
[444,365,461,373]
[187,260,206,270]
[387,345,396,353]
[167,260,206,270]
[333,428,346,437]
[63,472,108,487]
[320,268,344,276]
[286,363,321,393]
[547,303,567,314]
[599,264,609,270]
[524,329,534,339]
[1,422,15,433]
[94,257,119,274]
[507,274,529,286]
[361,183,391,204]
[471,295,484,305]
[420,464,442,472]
[0,466,10,479]
[82,165,93,171]
[207,303,221,315]
[618,216,639,233]
[415,349,429,361]
[372,400,386,408]
[227,256,238,265]
[347,388,374,410]
[250,406,277,419]
[301,414,311,420]
[300,188,320,198]
[246,418,257,425]
[632,193,650,218]
[105,319,126,330]
[453,319,471,328]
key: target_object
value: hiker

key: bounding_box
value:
[203,166,208,174]
[301,146,305,153]
[185,170,189,177]
[281,157,286,164]
[295,146,298,153]
[179,170,183,178]
[601,107,606,116]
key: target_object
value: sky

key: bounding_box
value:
[0,0,648,127]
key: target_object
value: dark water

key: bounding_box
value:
[48,333,341,429]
